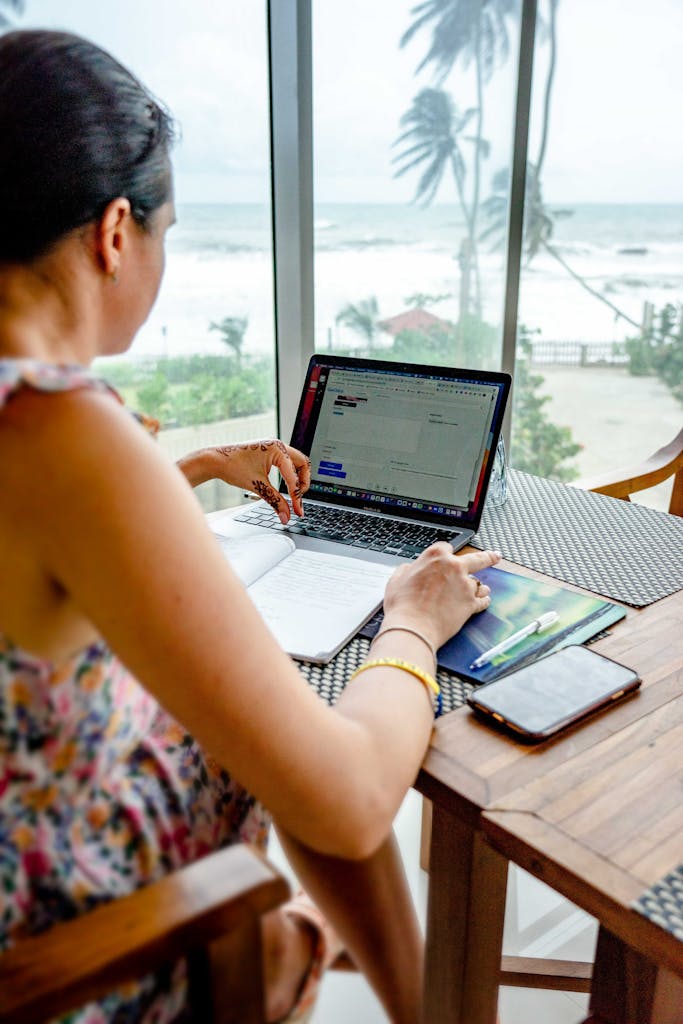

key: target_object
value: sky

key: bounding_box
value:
[7,0,683,204]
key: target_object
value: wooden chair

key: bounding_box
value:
[574,427,683,516]
[0,844,291,1024]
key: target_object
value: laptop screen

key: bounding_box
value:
[289,355,511,529]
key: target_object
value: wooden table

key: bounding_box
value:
[418,566,683,1024]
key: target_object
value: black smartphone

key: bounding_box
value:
[466,645,641,742]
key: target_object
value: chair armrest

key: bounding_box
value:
[0,844,291,1024]
[572,427,683,505]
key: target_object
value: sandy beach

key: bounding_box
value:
[537,365,681,511]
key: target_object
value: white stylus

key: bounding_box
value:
[469,610,560,670]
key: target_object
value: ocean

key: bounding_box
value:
[133,202,683,361]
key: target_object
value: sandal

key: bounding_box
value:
[279,891,348,1023]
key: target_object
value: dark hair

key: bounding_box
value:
[0,29,175,263]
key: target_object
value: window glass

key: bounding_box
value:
[514,0,683,506]
[312,0,521,375]
[6,0,276,511]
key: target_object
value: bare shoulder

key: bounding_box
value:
[1,381,153,469]
[0,381,207,578]
[1,382,176,510]
[0,384,181,654]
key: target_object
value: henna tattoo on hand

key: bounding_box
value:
[252,479,282,511]
[216,439,287,459]
[216,443,240,458]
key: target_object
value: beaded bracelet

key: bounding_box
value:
[373,623,436,661]
[349,657,442,715]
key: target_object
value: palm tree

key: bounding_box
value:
[209,315,248,368]
[480,166,641,332]
[335,297,380,349]
[394,89,480,325]
[397,1,516,326]
[534,0,559,184]
[0,0,24,27]
[479,0,640,334]
[400,0,515,84]
[393,89,474,210]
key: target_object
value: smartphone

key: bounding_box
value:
[467,645,641,742]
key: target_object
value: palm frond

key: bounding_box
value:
[416,158,448,205]
[0,0,25,26]
[393,149,439,177]
[393,87,475,204]
[401,0,516,85]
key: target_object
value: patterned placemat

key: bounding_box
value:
[632,864,683,942]
[471,470,683,607]
[295,636,472,717]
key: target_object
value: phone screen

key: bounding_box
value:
[467,645,640,739]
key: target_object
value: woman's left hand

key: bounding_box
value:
[177,440,311,522]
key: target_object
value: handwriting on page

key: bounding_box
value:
[247,550,394,661]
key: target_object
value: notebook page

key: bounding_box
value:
[215,532,295,588]
[247,549,395,663]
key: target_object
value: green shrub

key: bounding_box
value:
[510,328,581,482]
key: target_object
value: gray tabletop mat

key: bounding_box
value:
[296,636,471,717]
[633,864,683,943]
[471,471,683,607]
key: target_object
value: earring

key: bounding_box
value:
[110,269,119,284]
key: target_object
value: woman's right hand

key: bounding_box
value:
[382,544,502,651]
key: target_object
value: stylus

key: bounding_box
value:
[469,611,560,670]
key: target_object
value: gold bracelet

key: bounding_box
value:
[349,657,441,712]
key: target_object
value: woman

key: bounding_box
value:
[0,29,499,1023]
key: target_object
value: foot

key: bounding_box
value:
[262,909,316,1022]
[262,891,347,1022]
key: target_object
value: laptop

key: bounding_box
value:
[232,354,511,566]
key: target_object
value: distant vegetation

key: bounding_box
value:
[100,353,275,428]
[625,303,683,406]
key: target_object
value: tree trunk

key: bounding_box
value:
[542,240,640,331]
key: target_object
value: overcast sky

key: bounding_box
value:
[10,0,683,204]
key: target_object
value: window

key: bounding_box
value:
[9,0,277,512]
[514,0,683,505]
[312,0,522,375]
[5,0,678,509]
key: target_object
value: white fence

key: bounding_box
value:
[157,410,277,512]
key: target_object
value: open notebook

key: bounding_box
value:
[214,532,394,663]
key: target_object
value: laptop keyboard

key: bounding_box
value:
[234,502,460,558]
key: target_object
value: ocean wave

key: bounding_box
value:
[317,236,409,252]
[170,240,265,257]
[603,275,681,294]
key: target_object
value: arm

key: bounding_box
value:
[176,440,311,523]
[8,389,497,859]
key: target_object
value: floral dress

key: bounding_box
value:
[0,360,270,1023]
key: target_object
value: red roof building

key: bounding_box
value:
[378,308,452,336]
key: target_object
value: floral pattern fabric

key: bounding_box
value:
[0,361,270,1023]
